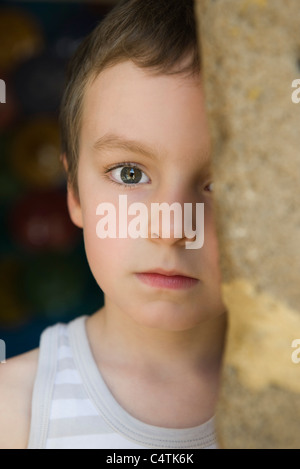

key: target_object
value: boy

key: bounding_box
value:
[0,0,226,449]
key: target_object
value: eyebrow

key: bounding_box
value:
[92,132,158,160]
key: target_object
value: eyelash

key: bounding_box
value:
[103,162,213,192]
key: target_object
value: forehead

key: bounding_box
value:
[80,61,210,166]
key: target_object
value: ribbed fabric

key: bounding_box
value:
[27,315,218,449]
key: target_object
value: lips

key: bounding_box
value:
[135,269,198,290]
[143,268,196,277]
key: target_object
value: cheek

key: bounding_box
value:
[83,218,131,289]
[84,230,117,271]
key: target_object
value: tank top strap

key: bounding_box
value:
[27,321,68,449]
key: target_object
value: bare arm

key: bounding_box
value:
[0,348,39,449]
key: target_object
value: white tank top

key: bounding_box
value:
[27,315,218,449]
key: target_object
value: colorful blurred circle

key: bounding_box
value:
[10,117,65,188]
[0,8,44,72]
[8,189,81,252]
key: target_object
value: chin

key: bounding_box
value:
[131,302,208,332]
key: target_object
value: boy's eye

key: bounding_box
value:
[205,182,213,192]
[108,165,150,185]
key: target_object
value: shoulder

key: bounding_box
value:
[0,347,39,449]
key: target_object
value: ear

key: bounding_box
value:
[61,154,83,229]
[67,184,83,229]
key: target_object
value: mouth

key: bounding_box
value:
[135,269,199,290]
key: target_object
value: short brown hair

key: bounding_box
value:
[59,0,200,196]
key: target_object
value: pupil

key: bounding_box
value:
[121,167,142,184]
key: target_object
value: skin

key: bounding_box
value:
[0,60,226,448]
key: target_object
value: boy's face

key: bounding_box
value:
[68,60,225,331]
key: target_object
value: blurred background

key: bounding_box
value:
[0,0,119,358]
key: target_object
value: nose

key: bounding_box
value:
[146,187,199,247]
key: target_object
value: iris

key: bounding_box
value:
[121,166,142,184]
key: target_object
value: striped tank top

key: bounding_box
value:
[27,315,218,449]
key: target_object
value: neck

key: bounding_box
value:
[87,301,227,376]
